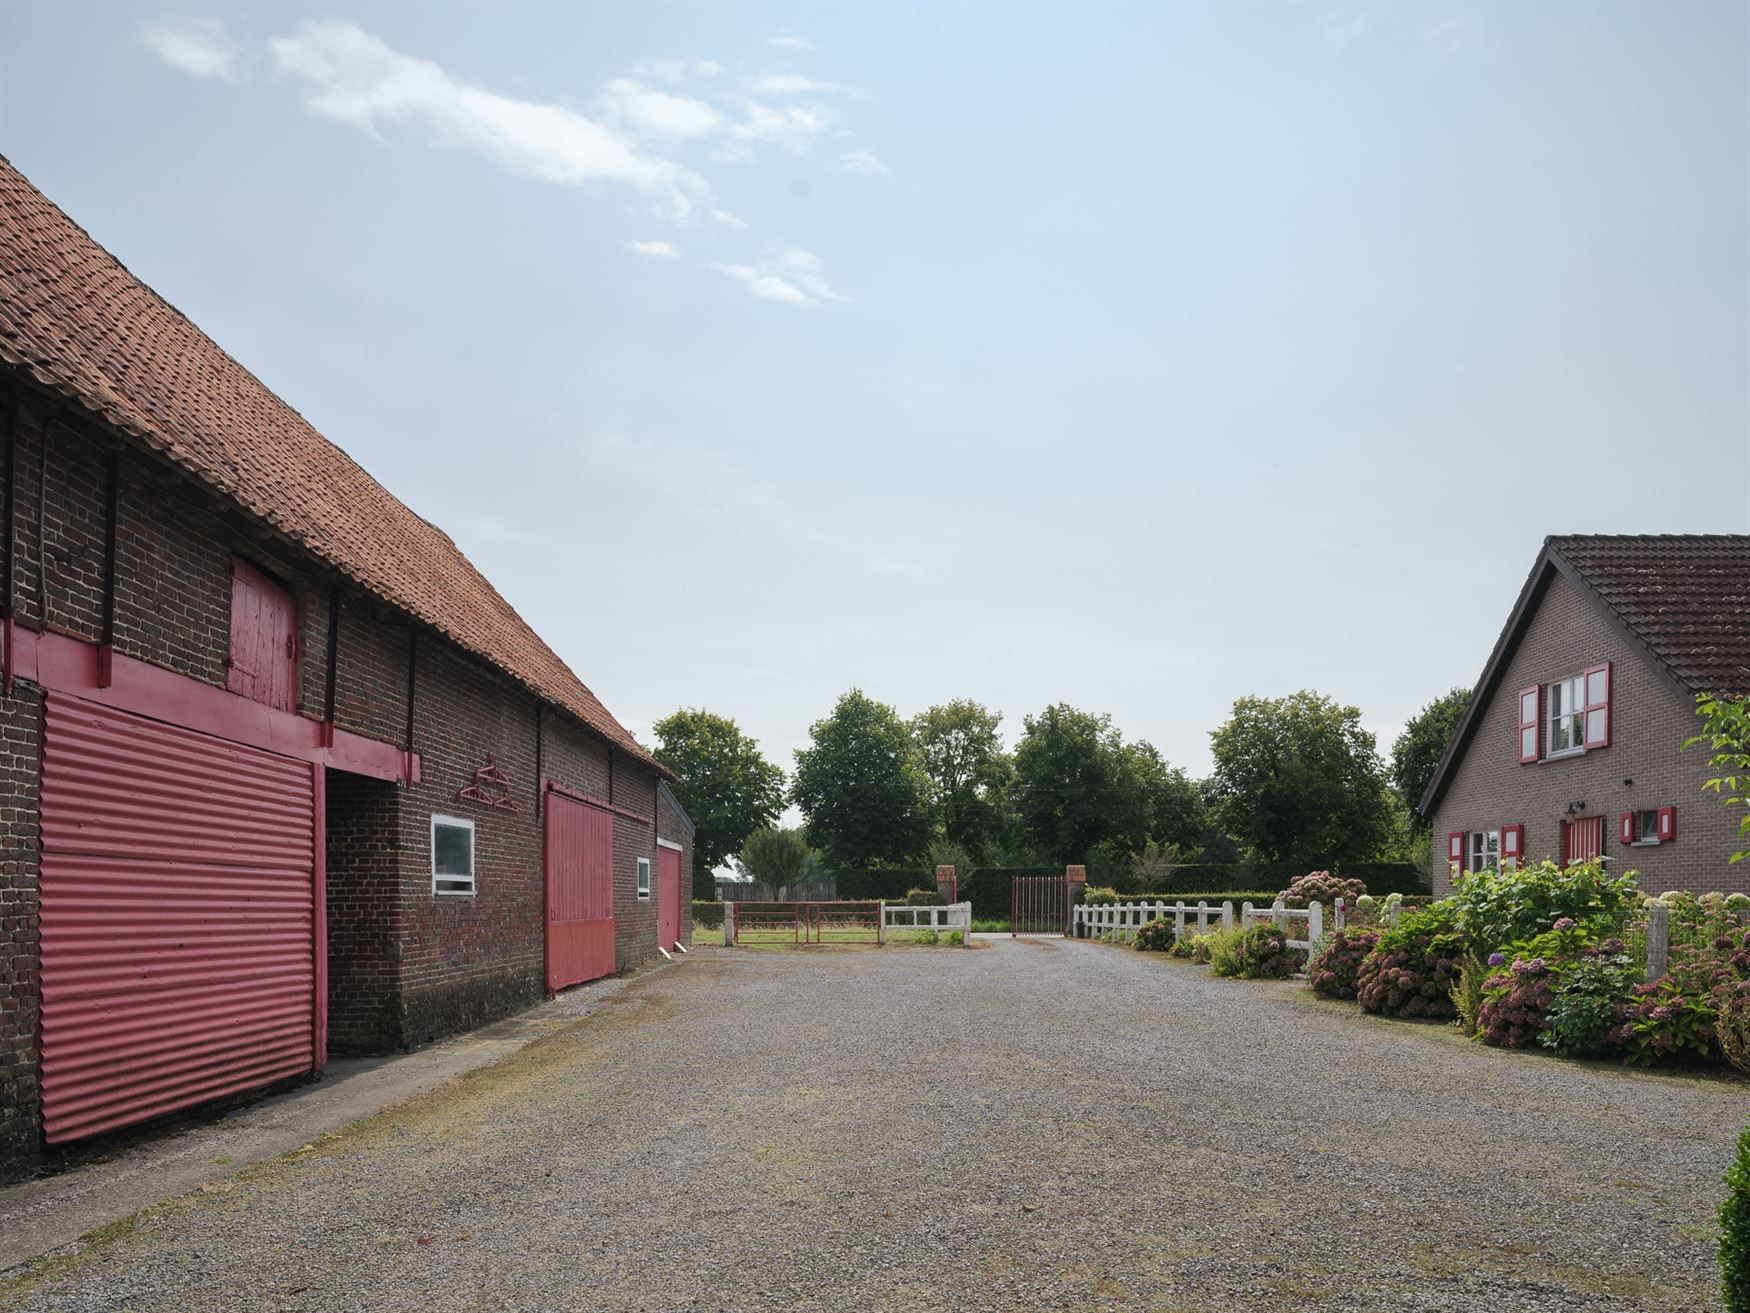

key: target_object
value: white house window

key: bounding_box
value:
[636,856,651,900]
[1545,676,1585,757]
[431,815,476,896]
[1634,810,1661,844]
[1468,830,1499,874]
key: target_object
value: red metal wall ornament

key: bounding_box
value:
[456,753,521,812]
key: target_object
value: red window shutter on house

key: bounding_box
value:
[1582,661,1611,750]
[1657,805,1676,842]
[1517,686,1540,763]
[1447,831,1465,873]
[1619,811,1635,846]
[1501,824,1524,869]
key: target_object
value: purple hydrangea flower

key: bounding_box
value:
[1488,951,1505,967]
[1552,917,1577,932]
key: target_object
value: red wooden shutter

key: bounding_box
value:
[1619,811,1635,846]
[1657,805,1676,842]
[1501,824,1523,870]
[1582,662,1611,750]
[1447,831,1465,874]
[1517,686,1540,763]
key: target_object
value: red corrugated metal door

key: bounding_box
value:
[39,694,319,1144]
[657,847,681,952]
[545,792,615,991]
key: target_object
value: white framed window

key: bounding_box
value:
[1631,809,1661,845]
[636,856,651,900]
[431,814,476,896]
[1467,829,1499,874]
[1545,675,1585,757]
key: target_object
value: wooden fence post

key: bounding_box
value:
[1272,898,1287,932]
[1645,901,1669,982]
[1308,900,1323,946]
[1175,901,1186,937]
[1221,900,1234,931]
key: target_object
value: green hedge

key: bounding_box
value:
[691,900,723,928]
[1157,862,1426,896]
[832,869,929,901]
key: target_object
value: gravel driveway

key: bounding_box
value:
[3,938,1744,1312]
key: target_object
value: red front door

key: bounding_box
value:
[657,846,681,952]
[1562,815,1604,864]
[544,792,616,991]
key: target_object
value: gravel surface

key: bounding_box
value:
[3,937,1744,1312]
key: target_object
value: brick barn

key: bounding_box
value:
[0,158,693,1182]
[1422,534,1750,898]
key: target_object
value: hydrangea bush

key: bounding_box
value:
[1453,859,1641,950]
[1356,901,1465,1019]
[1210,923,1304,980]
[1279,871,1367,909]
[1307,928,1379,1000]
[1133,918,1174,952]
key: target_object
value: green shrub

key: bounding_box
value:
[1170,932,1212,962]
[1723,1124,1750,1312]
[1453,859,1641,952]
[1542,953,1640,1058]
[1721,984,1750,1076]
[1082,886,1121,906]
[1211,923,1304,980]
[902,887,943,906]
[945,930,964,946]
[1134,919,1174,952]
[1307,928,1379,1000]
[691,900,724,929]
[1356,900,1466,1019]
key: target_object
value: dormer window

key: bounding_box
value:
[1546,675,1585,757]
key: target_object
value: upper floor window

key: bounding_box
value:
[228,557,297,712]
[1518,662,1610,765]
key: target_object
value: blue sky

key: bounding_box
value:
[2,1,1746,783]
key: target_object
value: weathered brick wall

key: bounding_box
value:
[612,757,660,970]
[394,642,544,1047]
[0,684,42,1183]
[324,769,402,1054]
[1433,570,1744,897]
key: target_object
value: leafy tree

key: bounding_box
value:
[1011,704,1150,864]
[652,708,786,898]
[738,826,813,896]
[1685,693,1750,863]
[1208,691,1396,869]
[911,699,1015,861]
[1391,687,1471,817]
[791,689,934,866]
[1125,740,1209,853]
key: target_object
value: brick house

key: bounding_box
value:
[1421,535,1750,898]
[0,158,693,1181]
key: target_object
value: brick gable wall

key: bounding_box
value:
[1432,570,1745,897]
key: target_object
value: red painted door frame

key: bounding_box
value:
[657,846,681,951]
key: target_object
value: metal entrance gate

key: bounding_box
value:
[544,791,616,992]
[1011,875,1071,936]
[39,694,321,1145]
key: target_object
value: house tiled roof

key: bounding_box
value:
[1551,535,1750,698]
[0,157,664,773]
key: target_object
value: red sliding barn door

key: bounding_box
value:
[1562,816,1604,864]
[38,695,320,1144]
[657,847,681,952]
[545,791,616,992]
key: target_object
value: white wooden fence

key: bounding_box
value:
[1240,899,1323,954]
[1074,899,1235,941]
[882,901,972,943]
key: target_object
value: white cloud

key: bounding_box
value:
[268,20,709,220]
[145,17,244,83]
[767,35,816,52]
[600,78,724,138]
[624,239,681,259]
[711,208,746,229]
[835,148,888,176]
[753,74,840,95]
[718,102,834,159]
[710,248,846,307]
[632,57,724,83]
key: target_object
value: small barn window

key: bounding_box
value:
[636,856,651,900]
[432,815,476,896]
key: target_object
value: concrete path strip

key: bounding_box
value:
[0,967,642,1271]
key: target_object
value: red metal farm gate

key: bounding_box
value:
[657,845,681,952]
[38,695,322,1144]
[1011,875,1072,936]
[544,790,616,992]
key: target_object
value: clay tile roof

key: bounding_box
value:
[0,156,665,773]
[1549,534,1750,698]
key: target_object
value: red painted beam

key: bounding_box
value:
[4,625,417,784]
[541,776,654,826]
